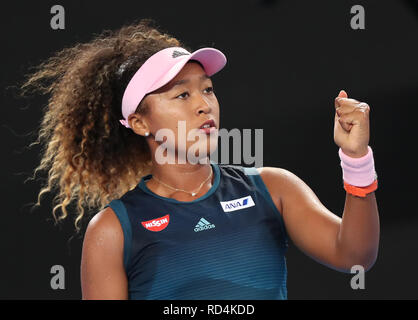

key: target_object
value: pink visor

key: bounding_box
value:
[120,46,227,129]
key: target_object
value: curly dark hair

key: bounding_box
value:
[19,18,192,232]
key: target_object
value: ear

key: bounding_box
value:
[128,113,150,137]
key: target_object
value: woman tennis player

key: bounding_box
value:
[22,19,379,299]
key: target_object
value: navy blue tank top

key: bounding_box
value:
[104,161,288,299]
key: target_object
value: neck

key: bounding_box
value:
[147,157,214,197]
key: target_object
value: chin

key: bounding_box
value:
[184,139,218,164]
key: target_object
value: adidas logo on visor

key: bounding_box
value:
[172,50,190,58]
[194,217,215,232]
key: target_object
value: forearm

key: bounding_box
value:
[336,191,380,270]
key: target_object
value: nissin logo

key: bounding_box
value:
[141,214,170,232]
[220,195,255,212]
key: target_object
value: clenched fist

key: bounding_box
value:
[334,90,370,158]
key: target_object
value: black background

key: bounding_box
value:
[1,0,417,299]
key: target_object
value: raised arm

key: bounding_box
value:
[257,89,379,273]
[259,167,379,273]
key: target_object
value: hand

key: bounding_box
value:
[334,90,370,158]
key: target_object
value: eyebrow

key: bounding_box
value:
[171,74,211,88]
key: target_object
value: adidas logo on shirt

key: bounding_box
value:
[194,217,216,232]
[220,195,255,212]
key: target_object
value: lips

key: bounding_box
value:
[198,119,217,135]
[199,119,216,129]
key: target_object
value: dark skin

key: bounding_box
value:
[81,63,379,299]
[128,61,219,199]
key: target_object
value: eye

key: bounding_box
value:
[176,91,189,99]
[204,86,214,94]
[175,87,214,99]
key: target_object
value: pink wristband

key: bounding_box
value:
[339,146,377,187]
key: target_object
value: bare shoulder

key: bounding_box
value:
[256,167,308,216]
[87,206,122,233]
[256,167,306,190]
[81,206,128,299]
[256,166,328,221]
[83,206,124,256]
[256,166,294,180]
[255,167,289,216]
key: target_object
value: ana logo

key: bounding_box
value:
[141,214,170,232]
[220,195,255,212]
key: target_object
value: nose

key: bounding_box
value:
[195,93,212,115]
